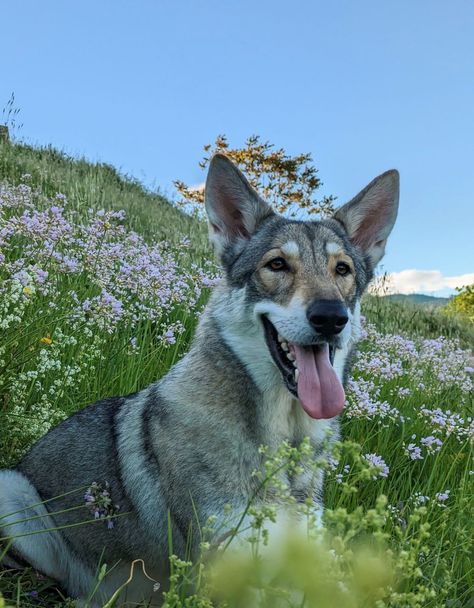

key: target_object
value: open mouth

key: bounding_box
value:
[261,316,345,420]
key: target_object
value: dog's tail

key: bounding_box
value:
[0,470,98,597]
[0,470,63,574]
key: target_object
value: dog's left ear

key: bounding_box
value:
[205,154,274,257]
[334,170,399,268]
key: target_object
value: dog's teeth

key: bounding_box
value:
[287,352,295,362]
[277,334,284,343]
[295,369,300,382]
[281,341,289,352]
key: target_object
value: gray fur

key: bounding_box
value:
[0,155,399,605]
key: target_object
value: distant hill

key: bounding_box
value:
[385,293,451,307]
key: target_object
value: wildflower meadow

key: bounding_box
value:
[0,141,473,607]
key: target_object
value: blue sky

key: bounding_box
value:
[2,0,473,294]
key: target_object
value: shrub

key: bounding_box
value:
[444,284,474,323]
[174,134,335,217]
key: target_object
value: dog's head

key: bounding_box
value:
[205,154,399,419]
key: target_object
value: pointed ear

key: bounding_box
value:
[204,154,274,256]
[334,170,399,268]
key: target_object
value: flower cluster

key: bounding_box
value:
[419,406,473,442]
[0,183,219,333]
[0,181,219,461]
[362,453,390,479]
[345,322,473,447]
[84,481,120,528]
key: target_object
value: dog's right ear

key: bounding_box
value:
[205,154,274,257]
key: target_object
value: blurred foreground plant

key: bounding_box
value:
[158,440,443,608]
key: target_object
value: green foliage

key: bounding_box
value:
[174,134,335,217]
[444,284,474,324]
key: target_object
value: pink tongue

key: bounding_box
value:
[291,343,345,419]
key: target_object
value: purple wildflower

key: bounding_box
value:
[435,490,450,507]
[420,435,443,454]
[405,443,423,461]
[84,481,120,528]
[363,453,390,479]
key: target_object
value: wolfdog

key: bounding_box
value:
[0,155,399,605]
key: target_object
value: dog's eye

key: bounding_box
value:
[266,257,289,272]
[335,261,351,276]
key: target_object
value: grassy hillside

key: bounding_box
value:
[0,140,210,261]
[0,140,473,608]
[365,294,474,348]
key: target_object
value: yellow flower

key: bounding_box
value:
[40,335,53,345]
[23,286,32,296]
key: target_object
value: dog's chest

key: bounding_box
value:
[259,386,332,450]
[254,386,332,504]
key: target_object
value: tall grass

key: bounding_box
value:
[364,294,474,348]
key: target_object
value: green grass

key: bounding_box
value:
[0,140,473,608]
[363,294,474,349]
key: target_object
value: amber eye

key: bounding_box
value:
[266,257,289,272]
[335,261,351,276]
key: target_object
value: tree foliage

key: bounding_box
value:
[174,134,335,217]
[444,284,474,323]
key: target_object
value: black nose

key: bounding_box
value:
[307,300,349,336]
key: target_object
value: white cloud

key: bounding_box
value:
[379,269,474,295]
